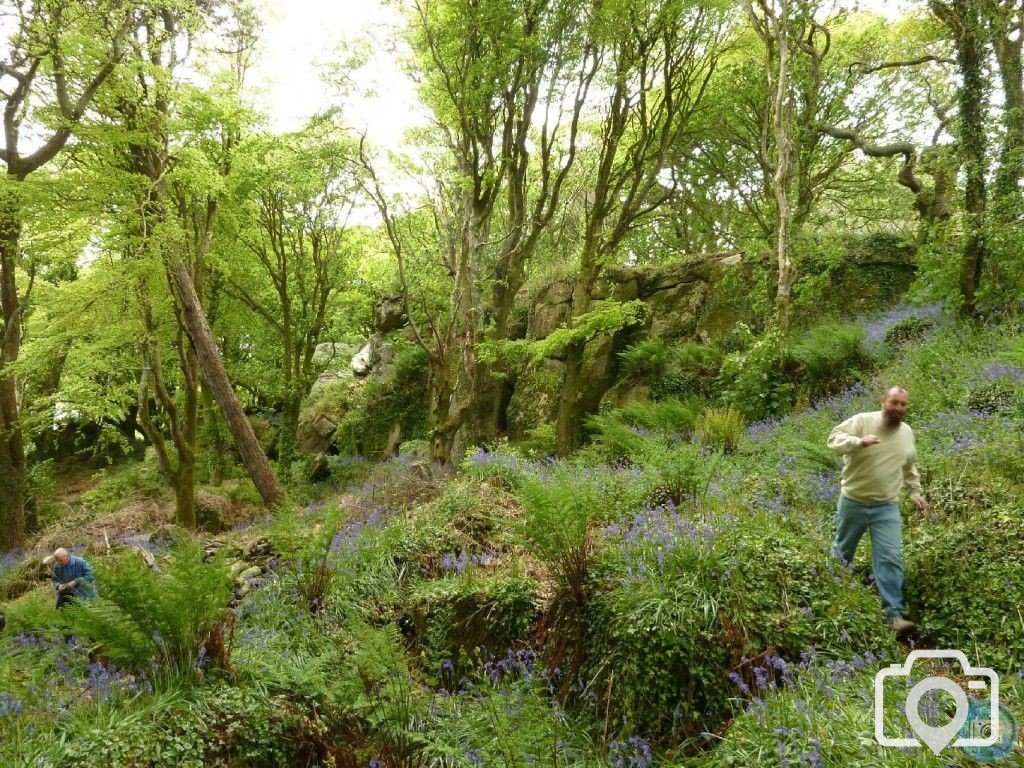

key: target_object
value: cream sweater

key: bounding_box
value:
[827,411,924,503]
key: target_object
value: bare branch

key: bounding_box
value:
[851,55,956,75]
[820,124,923,193]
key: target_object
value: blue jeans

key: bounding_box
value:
[833,495,904,620]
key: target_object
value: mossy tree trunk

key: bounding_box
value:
[0,186,27,550]
[931,0,990,318]
[0,2,133,548]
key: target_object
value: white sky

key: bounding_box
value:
[250,0,911,147]
[250,0,427,143]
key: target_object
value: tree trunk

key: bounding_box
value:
[0,185,25,550]
[991,29,1024,211]
[554,264,597,457]
[430,421,459,465]
[428,349,459,464]
[177,342,199,529]
[955,6,988,317]
[554,340,586,456]
[168,258,285,509]
[174,458,197,530]
[278,394,301,477]
[767,0,794,341]
[202,389,226,486]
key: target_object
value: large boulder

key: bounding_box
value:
[526,278,574,340]
[352,334,397,378]
[313,342,361,367]
[375,295,408,333]
[297,412,340,454]
[646,279,710,339]
[503,253,746,435]
[506,358,564,439]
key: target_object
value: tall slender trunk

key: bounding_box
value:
[278,395,300,475]
[956,9,988,317]
[168,258,285,508]
[991,30,1024,211]
[0,185,25,550]
[477,283,521,440]
[771,5,794,342]
[554,341,586,456]
[174,458,197,529]
[428,348,459,464]
[177,341,199,529]
[201,389,226,486]
[932,0,990,317]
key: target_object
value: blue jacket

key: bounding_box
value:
[51,556,98,599]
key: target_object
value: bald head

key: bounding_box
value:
[52,548,71,566]
[880,387,909,427]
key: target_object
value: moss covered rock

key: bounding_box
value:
[506,359,564,440]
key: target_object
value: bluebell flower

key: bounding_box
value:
[0,692,24,717]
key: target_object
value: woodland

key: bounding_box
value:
[1,0,1023,765]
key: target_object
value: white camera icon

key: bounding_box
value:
[874,649,1000,754]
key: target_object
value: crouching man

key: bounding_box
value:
[50,548,98,609]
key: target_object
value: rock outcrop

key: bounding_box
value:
[506,252,742,437]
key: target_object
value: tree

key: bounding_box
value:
[745,0,797,338]
[222,120,362,473]
[0,0,138,549]
[367,0,597,462]
[102,3,283,525]
[930,0,990,317]
[983,0,1024,212]
[552,0,730,454]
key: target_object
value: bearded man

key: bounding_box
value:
[827,386,928,633]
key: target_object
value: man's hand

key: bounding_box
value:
[859,434,880,447]
[912,496,929,511]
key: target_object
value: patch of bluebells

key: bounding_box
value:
[952,433,983,452]
[860,302,943,348]
[808,382,871,420]
[0,692,24,717]
[746,417,778,441]
[482,648,537,686]
[774,726,824,768]
[728,651,797,700]
[10,632,77,653]
[608,735,653,768]
[981,362,1024,384]
[919,408,1006,455]
[467,448,571,482]
[0,548,23,578]
[751,488,788,515]
[604,503,722,578]
[806,472,838,506]
[746,381,873,445]
[440,550,497,572]
[468,448,527,470]
[329,507,384,556]
[85,661,122,700]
